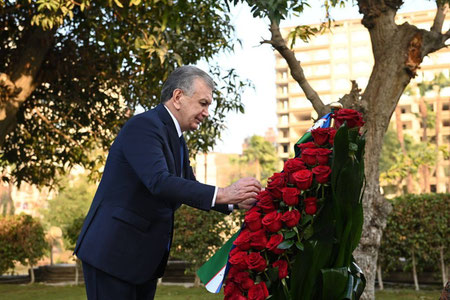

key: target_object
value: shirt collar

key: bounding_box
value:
[164,105,182,138]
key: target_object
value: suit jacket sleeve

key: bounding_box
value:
[120,115,214,211]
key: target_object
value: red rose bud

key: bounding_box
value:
[233,229,252,251]
[329,129,337,145]
[272,259,289,279]
[229,251,248,270]
[246,252,267,272]
[312,165,332,183]
[297,141,317,151]
[244,210,262,232]
[311,127,331,145]
[250,229,268,250]
[266,172,286,199]
[282,187,300,206]
[304,197,318,215]
[284,158,306,183]
[266,233,284,254]
[301,148,318,165]
[281,209,301,228]
[262,211,283,233]
[248,281,269,300]
[292,169,313,191]
[315,148,332,165]
[256,190,276,213]
[332,108,365,129]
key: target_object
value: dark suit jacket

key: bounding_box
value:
[74,104,229,284]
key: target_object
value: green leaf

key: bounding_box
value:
[321,267,349,300]
[277,240,294,250]
[295,241,304,251]
[283,230,296,239]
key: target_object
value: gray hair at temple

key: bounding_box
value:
[160,66,215,104]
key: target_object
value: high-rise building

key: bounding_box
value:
[275,9,450,193]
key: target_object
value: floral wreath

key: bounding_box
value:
[224,108,366,300]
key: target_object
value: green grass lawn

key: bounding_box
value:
[0,284,442,300]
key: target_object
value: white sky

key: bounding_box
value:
[210,0,436,154]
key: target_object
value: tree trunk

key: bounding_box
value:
[194,274,201,287]
[440,246,447,287]
[0,27,53,147]
[28,264,35,284]
[412,249,420,291]
[434,88,445,192]
[255,160,261,182]
[377,264,384,290]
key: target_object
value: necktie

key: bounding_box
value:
[179,135,186,177]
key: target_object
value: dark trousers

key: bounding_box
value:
[82,262,157,300]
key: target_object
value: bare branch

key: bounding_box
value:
[268,20,326,117]
[431,3,449,33]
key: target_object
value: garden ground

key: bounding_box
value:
[0,284,442,300]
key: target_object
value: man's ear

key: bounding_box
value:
[172,88,183,110]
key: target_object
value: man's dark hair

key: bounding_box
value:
[160,66,215,103]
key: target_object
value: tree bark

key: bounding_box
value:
[0,26,53,147]
[377,264,384,290]
[28,264,35,284]
[412,249,420,291]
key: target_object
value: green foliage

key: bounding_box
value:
[379,193,450,273]
[0,214,47,274]
[64,215,85,252]
[41,173,94,248]
[171,205,239,274]
[379,129,440,190]
[0,0,245,187]
[231,135,278,186]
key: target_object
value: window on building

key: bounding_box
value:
[430,185,437,193]
[281,114,289,124]
[282,130,288,138]
[443,103,449,111]
[444,120,450,127]
[283,144,289,153]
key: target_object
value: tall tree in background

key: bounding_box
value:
[0,0,246,186]
[229,1,450,298]
[233,135,278,186]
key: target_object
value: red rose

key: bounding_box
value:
[256,190,276,213]
[312,165,332,183]
[272,259,289,279]
[329,129,337,145]
[224,281,239,297]
[284,158,306,184]
[245,210,262,232]
[233,229,252,251]
[227,266,240,279]
[262,211,283,233]
[229,250,248,270]
[304,197,318,215]
[246,205,261,215]
[266,173,286,199]
[333,108,365,129]
[229,247,241,258]
[225,293,247,300]
[281,209,301,228]
[291,169,313,191]
[246,252,267,272]
[250,229,268,250]
[315,148,332,165]
[234,271,254,290]
[301,148,318,165]
[297,141,317,151]
[266,233,284,254]
[282,187,300,206]
[248,282,269,300]
[311,127,331,145]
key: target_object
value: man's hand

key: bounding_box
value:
[216,177,261,206]
[237,198,258,210]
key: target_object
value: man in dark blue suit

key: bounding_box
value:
[74,66,261,300]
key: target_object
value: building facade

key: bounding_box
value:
[275,9,450,193]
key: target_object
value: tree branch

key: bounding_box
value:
[431,3,448,33]
[32,108,81,147]
[267,19,326,117]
